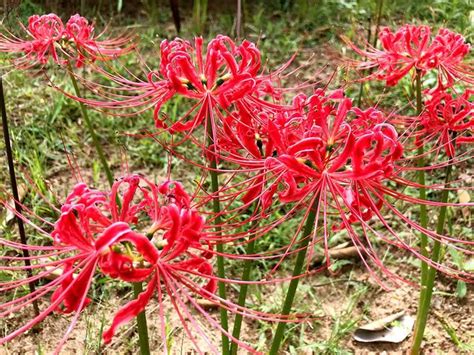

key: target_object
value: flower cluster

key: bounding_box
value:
[0,13,132,68]
[66,35,289,137]
[214,90,415,279]
[0,175,219,349]
[417,89,473,157]
[345,24,473,87]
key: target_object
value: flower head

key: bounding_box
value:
[417,89,473,157]
[345,24,472,88]
[150,35,279,132]
[0,13,133,68]
[63,35,291,138]
[1,174,290,353]
[214,89,473,287]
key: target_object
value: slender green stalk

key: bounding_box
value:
[414,70,429,286]
[411,69,430,353]
[133,282,151,355]
[356,16,372,107]
[206,108,229,355]
[67,64,150,354]
[415,70,423,120]
[66,63,114,186]
[372,0,384,48]
[411,163,453,354]
[193,0,208,33]
[229,143,263,354]
[229,234,256,355]
[269,195,320,354]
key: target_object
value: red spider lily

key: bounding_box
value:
[63,14,134,67]
[101,177,301,353]
[213,89,474,287]
[1,174,298,353]
[0,178,159,351]
[415,89,473,157]
[62,35,294,137]
[0,13,132,68]
[344,24,473,88]
[0,14,64,66]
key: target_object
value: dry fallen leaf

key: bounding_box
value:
[196,299,219,309]
[313,245,359,264]
[458,189,470,204]
[458,189,471,219]
[353,311,414,343]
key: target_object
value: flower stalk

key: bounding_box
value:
[68,63,151,354]
[229,216,258,355]
[411,162,453,354]
[66,62,114,186]
[206,102,229,355]
[0,76,40,317]
[411,68,431,353]
[414,70,429,285]
[269,194,320,355]
[133,282,151,355]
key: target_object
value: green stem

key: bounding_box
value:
[415,70,423,115]
[413,70,431,345]
[229,141,264,354]
[411,163,453,354]
[133,282,151,355]
[412,69,429,353]
[66,63,114,186]
[372,0,384,48]
[206,107,229,355]
[68,64,150,354]
[229,234,256,355]
[356,16,372,108]
[269,195,319,354]
[414,69,429,284]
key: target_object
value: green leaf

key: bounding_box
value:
[448,247,463,267]
[464,259,474,271]
[329,259,353,273]
[456,281,467,299]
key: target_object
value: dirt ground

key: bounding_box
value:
[2,253,472,354]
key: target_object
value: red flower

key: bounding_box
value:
[215,89,473,287]
[0,176,168,349]
[64,35,291,137]
[64,14,134,67]
[100,176,221,348]
[0,14,64,66]
[345,25,472,88]
[1,174,291,353]
[0,13,132,68]
[0,203,152,353]
[417,89,473,157]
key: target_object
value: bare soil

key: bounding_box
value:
[2,253,472,354]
